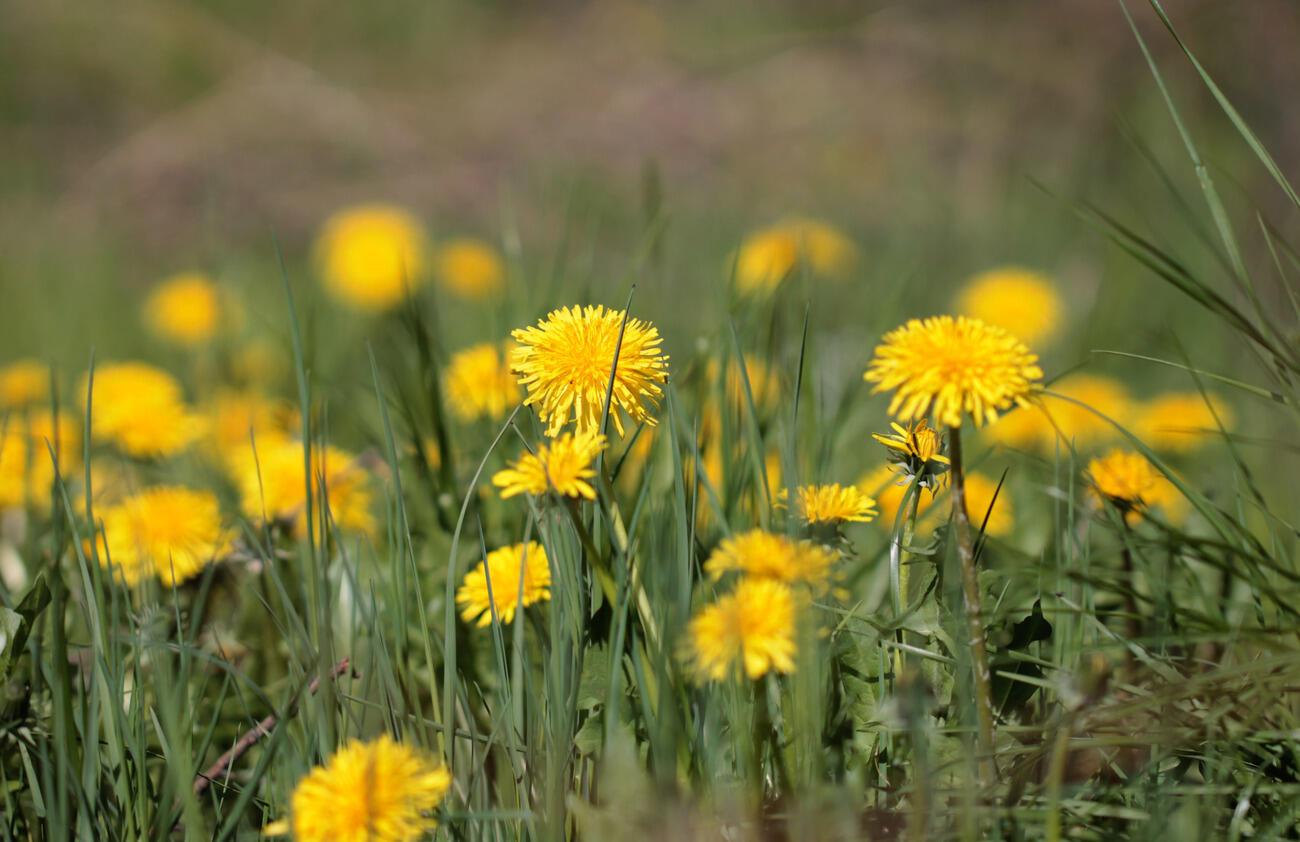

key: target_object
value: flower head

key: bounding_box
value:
[316,203,428,313]
[986,374,1131,452]
[704,528,837,587]
[82,362,204,458]
[510,305,669,437]
[96,486,233,587]
[794,483,877,525]
[456,542,551,627]
[0,411,80,512]
[143,272,223,346]
[1133,392,1232,453]
[492,430,606,500]
[684,578,797,681]
[444,343,519,422]
[435,237,504,300]
[205,390,297,472]
[1087,449,1172,513]
[267,736,451,842]
[733,217,856,294]
[865,315,1043,428]
[233,438,375,537]
[0,360,49,408]
[956,267,1062,345]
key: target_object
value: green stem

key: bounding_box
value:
[889,477,922,676]
[948,426,997,788]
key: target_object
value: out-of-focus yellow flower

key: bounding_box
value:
[1086,449,1184,524]
[315,203,428,313]
[793,483,877,525]
[456,542,551,627]
[987,374,1132,452]
[511,305,669,437]
[685,578,796,681]
[0,360,48,408]
[435,237,504,300]
[233,438,375,538]
[263,736,451,842]
[81,363,203,459]
[96,486,233,587]
[733,217,857,294]
[204,390,297,472]
[1133,392,1232,453]
[866,316,1042,428]
[445,343,519,422]
[859,465,920,526]
[492,430,606,500]
[706,354,782,410]
[704,528,837,588]
[955,267,1062,345]
[0,411,80,512]
[143,272,223,346]
[961,471,1014,538]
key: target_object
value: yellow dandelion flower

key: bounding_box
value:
[1086,449,1166,510]
[510,305,669,437]
[492,430,606,500]
[456,542,551,627]
[444,342,519,422]
[143,272,223,346]
[0,411,81,512]
[82,362,204,458]
[685,578,797,681]
[316,203,428,313]
[704,528,837,587]
[266,736,451,842]
[988,374,1132,451]
[96,486,233,587]
[872,419,951,467]
[795,483,877,525]
[961,472,1014,538]
[205,390,297,472]
[0,360,49,408]
[1133,392,1232,452]
[865,315,1043,428]
[435,237,505,300]
[233,438,375,537]
[732,217,856,294]
[956,267,1062,345]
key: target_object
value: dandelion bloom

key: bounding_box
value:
[510,305,669,437]
[233,438,375,537]
[0,411,80,512]
[733,217,856,294]
[444,343,519,422]
[143,272,223,346]
[1086,449,1178,515]
[865,315,1043,428]
[96,486,233,587]
[456,542,551,627]
[794,483,877,525]
[986,374,1131,452]
[961,472,1014,538]
[873,419,951,469]
[704,528,837,587]
[266,736,451,842]
[492,430,606,500]
[315,203,428,313]
[435,237,505,299]
[1133,392,1232,452]
[956,267,1062,345]
[0,359,48,408]
[81,362,204,458]
[685,578,797,681]
[205,390,297,472]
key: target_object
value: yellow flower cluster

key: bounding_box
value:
[734,217,857,294]
[96,486,233,587]
[83,362,204,459]
[0,410,80,513]
[231,438,375,538]
[445,342,519,422]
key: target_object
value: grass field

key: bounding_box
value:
[2,1,1300,839]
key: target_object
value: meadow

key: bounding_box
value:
[1,1,1299,839]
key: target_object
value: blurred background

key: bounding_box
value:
[1,0,1297,374]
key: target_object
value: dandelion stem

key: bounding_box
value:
[947,426,997,788]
